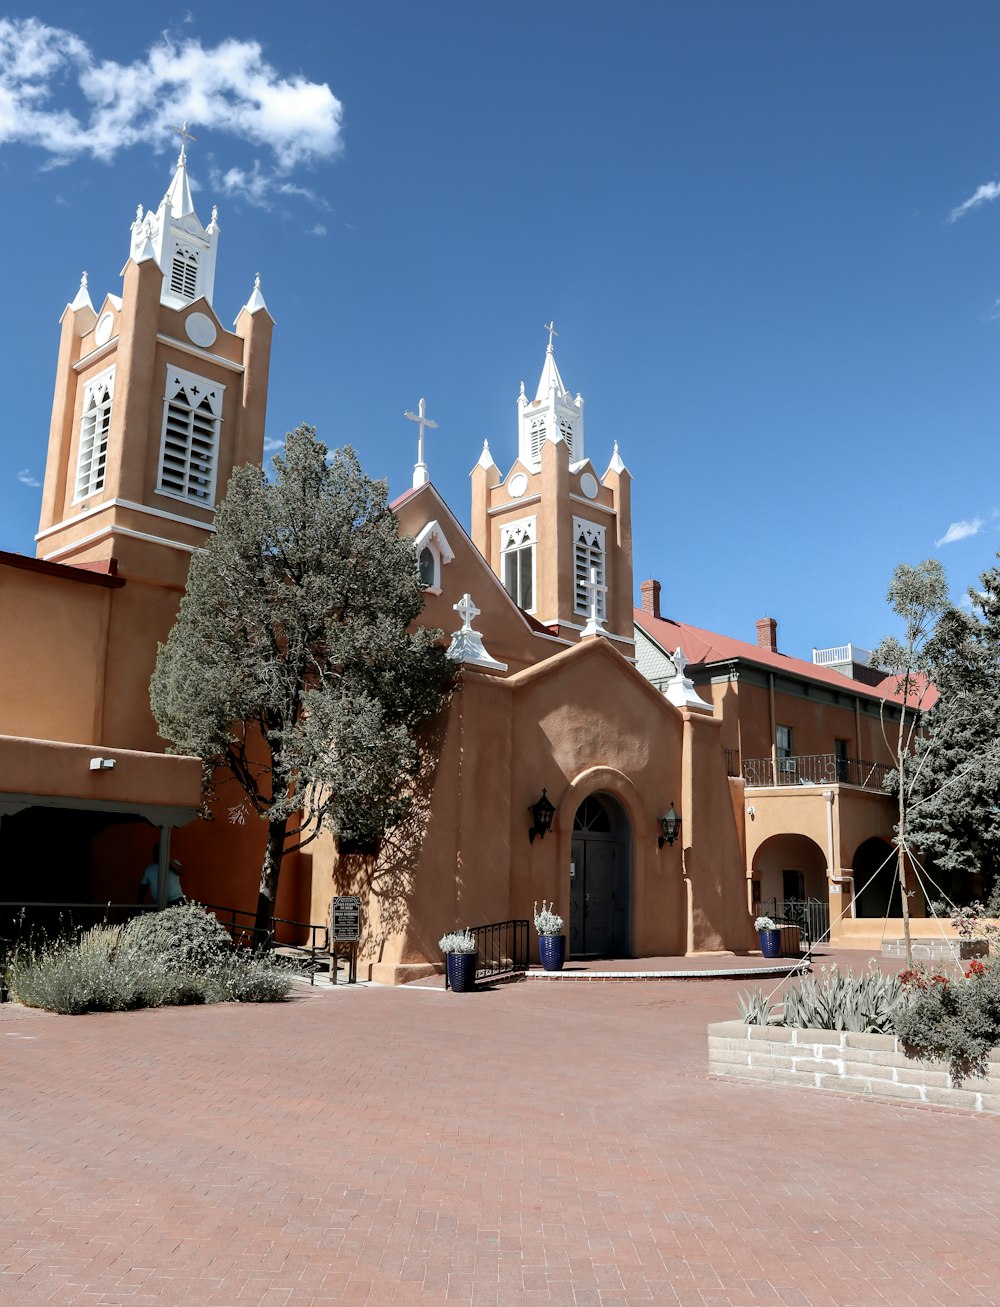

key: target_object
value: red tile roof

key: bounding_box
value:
[634,609,938,710]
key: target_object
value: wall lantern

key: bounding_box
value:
[658,802,681,849]
[529,789,556,844]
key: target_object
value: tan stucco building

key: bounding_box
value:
[0,149,933,975]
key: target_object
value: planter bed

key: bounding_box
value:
[708,1019,1000,1114]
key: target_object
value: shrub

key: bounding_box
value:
[753,916,776,932]
[738,964,906,1034]
[6,916,293,1015]
[894,961,1000,1083]
[439,930,477,954]
[533,901,564,935]
[121,903,231,972]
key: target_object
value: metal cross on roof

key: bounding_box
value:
[453,593,481,633]
[580,565,608,638]
[672,646,689,677]
[404,397,438,489]
[170,120,197,160]
[544,320,559,351]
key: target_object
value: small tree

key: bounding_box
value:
[150,427,454,935]
[872,559,949,966]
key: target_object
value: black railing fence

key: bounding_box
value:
[445,919,529,989]
[760,897,830,948]
[742,754,891,792]
[202,903,330,984]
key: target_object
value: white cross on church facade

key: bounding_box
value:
[405,397,438,489]
[580,565,608,639]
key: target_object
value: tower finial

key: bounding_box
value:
[170,119,197,164]
[543,320,558,353]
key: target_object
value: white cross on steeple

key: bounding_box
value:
[580,565,608,639]
[405,397,438,489]
[170,120,197,162]
[544,320,559,352]
[672,646,689,676]
[454,593,481,632]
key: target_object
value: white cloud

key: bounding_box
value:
[0,18,343,196]
[949,181,1000,222]
[263,437,284,452]
[935,516,984,546]
[17,468,40,487]
[306,223,327,237]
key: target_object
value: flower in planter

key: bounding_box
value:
[438,930,477,955]
[753,915,776,932]
[533,900,564,936]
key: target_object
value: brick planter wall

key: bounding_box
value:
[708,1019,1000,1113]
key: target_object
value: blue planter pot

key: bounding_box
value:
[446,951,478,992]
[758,928,781,959]
[539,934,566,971]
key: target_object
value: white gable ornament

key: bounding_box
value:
[663,646,714,714]
[446,593,507,673]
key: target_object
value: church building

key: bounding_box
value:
[1,145,930,977]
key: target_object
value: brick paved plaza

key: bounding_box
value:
[3,966,999,1307]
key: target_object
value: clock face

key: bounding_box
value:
[579,471,599,500]
[94,312,114,347]
[508,472,528,499]
[185,312,218,348]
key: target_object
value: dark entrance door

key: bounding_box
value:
[569,794,630,958]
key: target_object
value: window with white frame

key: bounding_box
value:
[169,246,199,300]
[157,366,224,505]
[529,418,546,464]
[573,516,606,618]
[74,366,115,502]
[559,418,575,457]
[412,519,453,594]
[501,515,535,610]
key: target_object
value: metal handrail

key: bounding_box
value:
[444,919,529,989]
[201,903,330,985]
[742,754,891,792]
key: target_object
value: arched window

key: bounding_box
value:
[573,517,606,619]
[74,367,115,501]
[529,418,546,464]
[500,516,535,611]
[418,546,436,588]
[169,247,199,300]
[157,366,225,505]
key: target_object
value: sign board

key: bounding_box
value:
[332,895,361,942]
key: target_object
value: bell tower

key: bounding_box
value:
[471,329,634,649]
[35,130,274,586]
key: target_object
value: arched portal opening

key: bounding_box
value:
[852,837,901,919]
[569,793,631,958]
[751,833,828,906]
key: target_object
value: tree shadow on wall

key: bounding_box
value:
[334,713,450,966]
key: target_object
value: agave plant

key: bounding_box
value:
[782,963,906,1034]
[737,987,781,1025]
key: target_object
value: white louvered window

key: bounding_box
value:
[157,367,224,505]
[559,419,575,457]
[170,247,199,300]
[529,418,546,464]
[500,515,536,611]
[573,517,606,618]
[74,367,115,502]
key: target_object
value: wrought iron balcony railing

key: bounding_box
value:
[742,754,891,792]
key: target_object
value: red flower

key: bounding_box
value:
[966,959,986,978]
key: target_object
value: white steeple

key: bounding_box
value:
[68,271,94,313]
[517,322,585,468]
[128,123,219,310]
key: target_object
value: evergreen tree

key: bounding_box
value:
[150,427,454,935]
[905,564,1000,902]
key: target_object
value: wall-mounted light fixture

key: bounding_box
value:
[529,789,556,844]
[89,757,116,771]
[658,802,681,849]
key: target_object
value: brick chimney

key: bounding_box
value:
[756,617,778,652]
[640,578,661,620]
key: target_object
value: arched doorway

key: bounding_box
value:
[852,837,901,919]
[570,793,631,958]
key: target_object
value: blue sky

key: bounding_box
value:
[2,3,1000,660]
